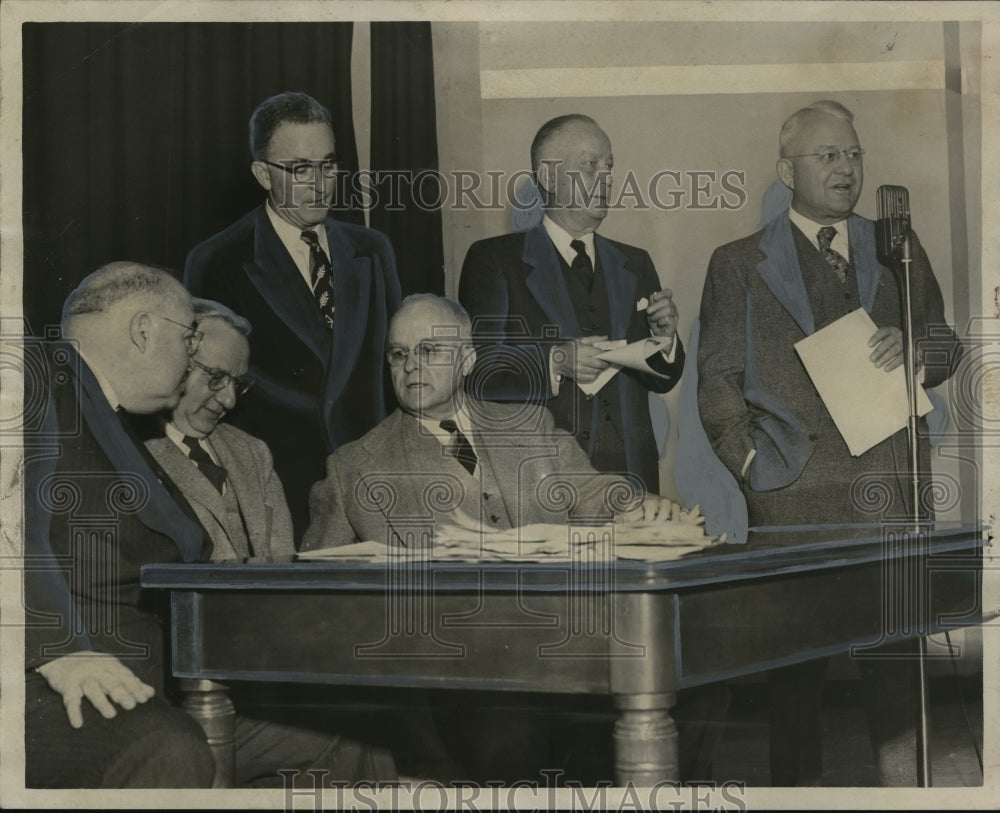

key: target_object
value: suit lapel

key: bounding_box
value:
[848,214,884,313]
[324,220,373,405]
[147,436,229,528]
[208,427,267,557]
[523,225,581,338]
[755,212,816,335]
[248,206,330,363]
[594,235,638,339]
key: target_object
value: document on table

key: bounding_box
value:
[794,308,932,456]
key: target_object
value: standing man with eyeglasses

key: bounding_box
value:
[697,100,963,785]
[185,91,401,543]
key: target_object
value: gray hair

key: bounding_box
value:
[61,261,185,326]
[779,100,855,157]
[193,298,253,336]
[249,91,334,161]
[392,293,472,339]
[530,113,601,173]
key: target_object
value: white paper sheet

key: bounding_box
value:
[794,308,932,456]
[576,336,674,396]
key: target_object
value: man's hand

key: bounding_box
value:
[646,289,678,342]
[551,336,610,383]
[868,326,904,372]
[620,495,705,526]
[36,651,155,729]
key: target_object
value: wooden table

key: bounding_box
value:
[141,522,983,787]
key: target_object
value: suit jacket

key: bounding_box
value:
[697,211,962,519]
[23,343,207,692]
[458,224,684,492]
[302,402,637,549]
[184,205,402,540]
[145,423,295,563]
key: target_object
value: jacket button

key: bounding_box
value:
[580,431,590,441]
[809,433,819,441]
[490,515,500,524]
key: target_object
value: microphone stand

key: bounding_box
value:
[894,231,932,787]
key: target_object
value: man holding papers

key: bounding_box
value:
[696,100,963,786]
[459,114,684,493]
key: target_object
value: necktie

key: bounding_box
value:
[816,226,849,284]
[569,239,594,290]
[183,436,228,493]
[300,229,335,329]
[439,419,478,476]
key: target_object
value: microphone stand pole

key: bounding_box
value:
[896,233,932,788]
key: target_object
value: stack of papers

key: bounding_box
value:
[298,521,720,564]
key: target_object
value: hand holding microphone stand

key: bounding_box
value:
[875,185,931,786]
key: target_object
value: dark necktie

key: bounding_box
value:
[816,226,849,284]
[439,419,478,476]
[183,436,228,493]
[569,239,594,291]
[300,229,335,329]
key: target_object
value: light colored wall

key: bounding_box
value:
[432,20,979,513]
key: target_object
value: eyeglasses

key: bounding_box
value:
[259,158,342,182]
[386,342,458,368]
[784,148,865,166]
[188,358,254,396]
[154,314,204,356]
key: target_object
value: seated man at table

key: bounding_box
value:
[303,294,726,783]
[24,265,394,788]
[145,299,295,563]
[302,294,693,548]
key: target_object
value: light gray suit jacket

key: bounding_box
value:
[146,422,295,562]
[302,402,639,549]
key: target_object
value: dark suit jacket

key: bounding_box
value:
[23,344,207,693]
[302,402,636,549]
[145,423,295,563]
[458,224,684,492]
[184,205,402,541]
[697,211,961,520]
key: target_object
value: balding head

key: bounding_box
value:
[62,262,197,413]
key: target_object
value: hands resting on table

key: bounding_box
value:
[36,650,155,728]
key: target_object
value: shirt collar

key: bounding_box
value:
[164,421,189,448]
[265,200,328,258]
[788,206,850,253]
[543,215,596,268]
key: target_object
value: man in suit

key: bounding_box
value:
[24,267,396,787]
[24,262,217,787]
[303,294,692,549]
[185,91,401,542]
[303,294,724,784]
[459,114,684,494]
[697,100,963,785]
[145,299,294,563]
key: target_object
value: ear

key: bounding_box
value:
[251,161,273,191]
[776,158,795,190]
[130,312,152,352]
[459,346,477,377]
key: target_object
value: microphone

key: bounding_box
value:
[875,184,911,266]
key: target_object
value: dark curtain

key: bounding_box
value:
[22,22,358,335]
[369,22,444,298]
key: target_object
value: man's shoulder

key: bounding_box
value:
[327,217,394,257]
[185,207,262,278]
[468,400,556,437]
[711,227,768,262]
[465,231,529,258]
[329,410,405,465]
[212,421,269,456]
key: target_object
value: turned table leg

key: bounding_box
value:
[179,677,235,788]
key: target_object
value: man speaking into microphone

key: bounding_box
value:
[696,100,963,786]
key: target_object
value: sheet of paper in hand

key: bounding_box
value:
[576,336,674,397]
[794,308,932,456]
